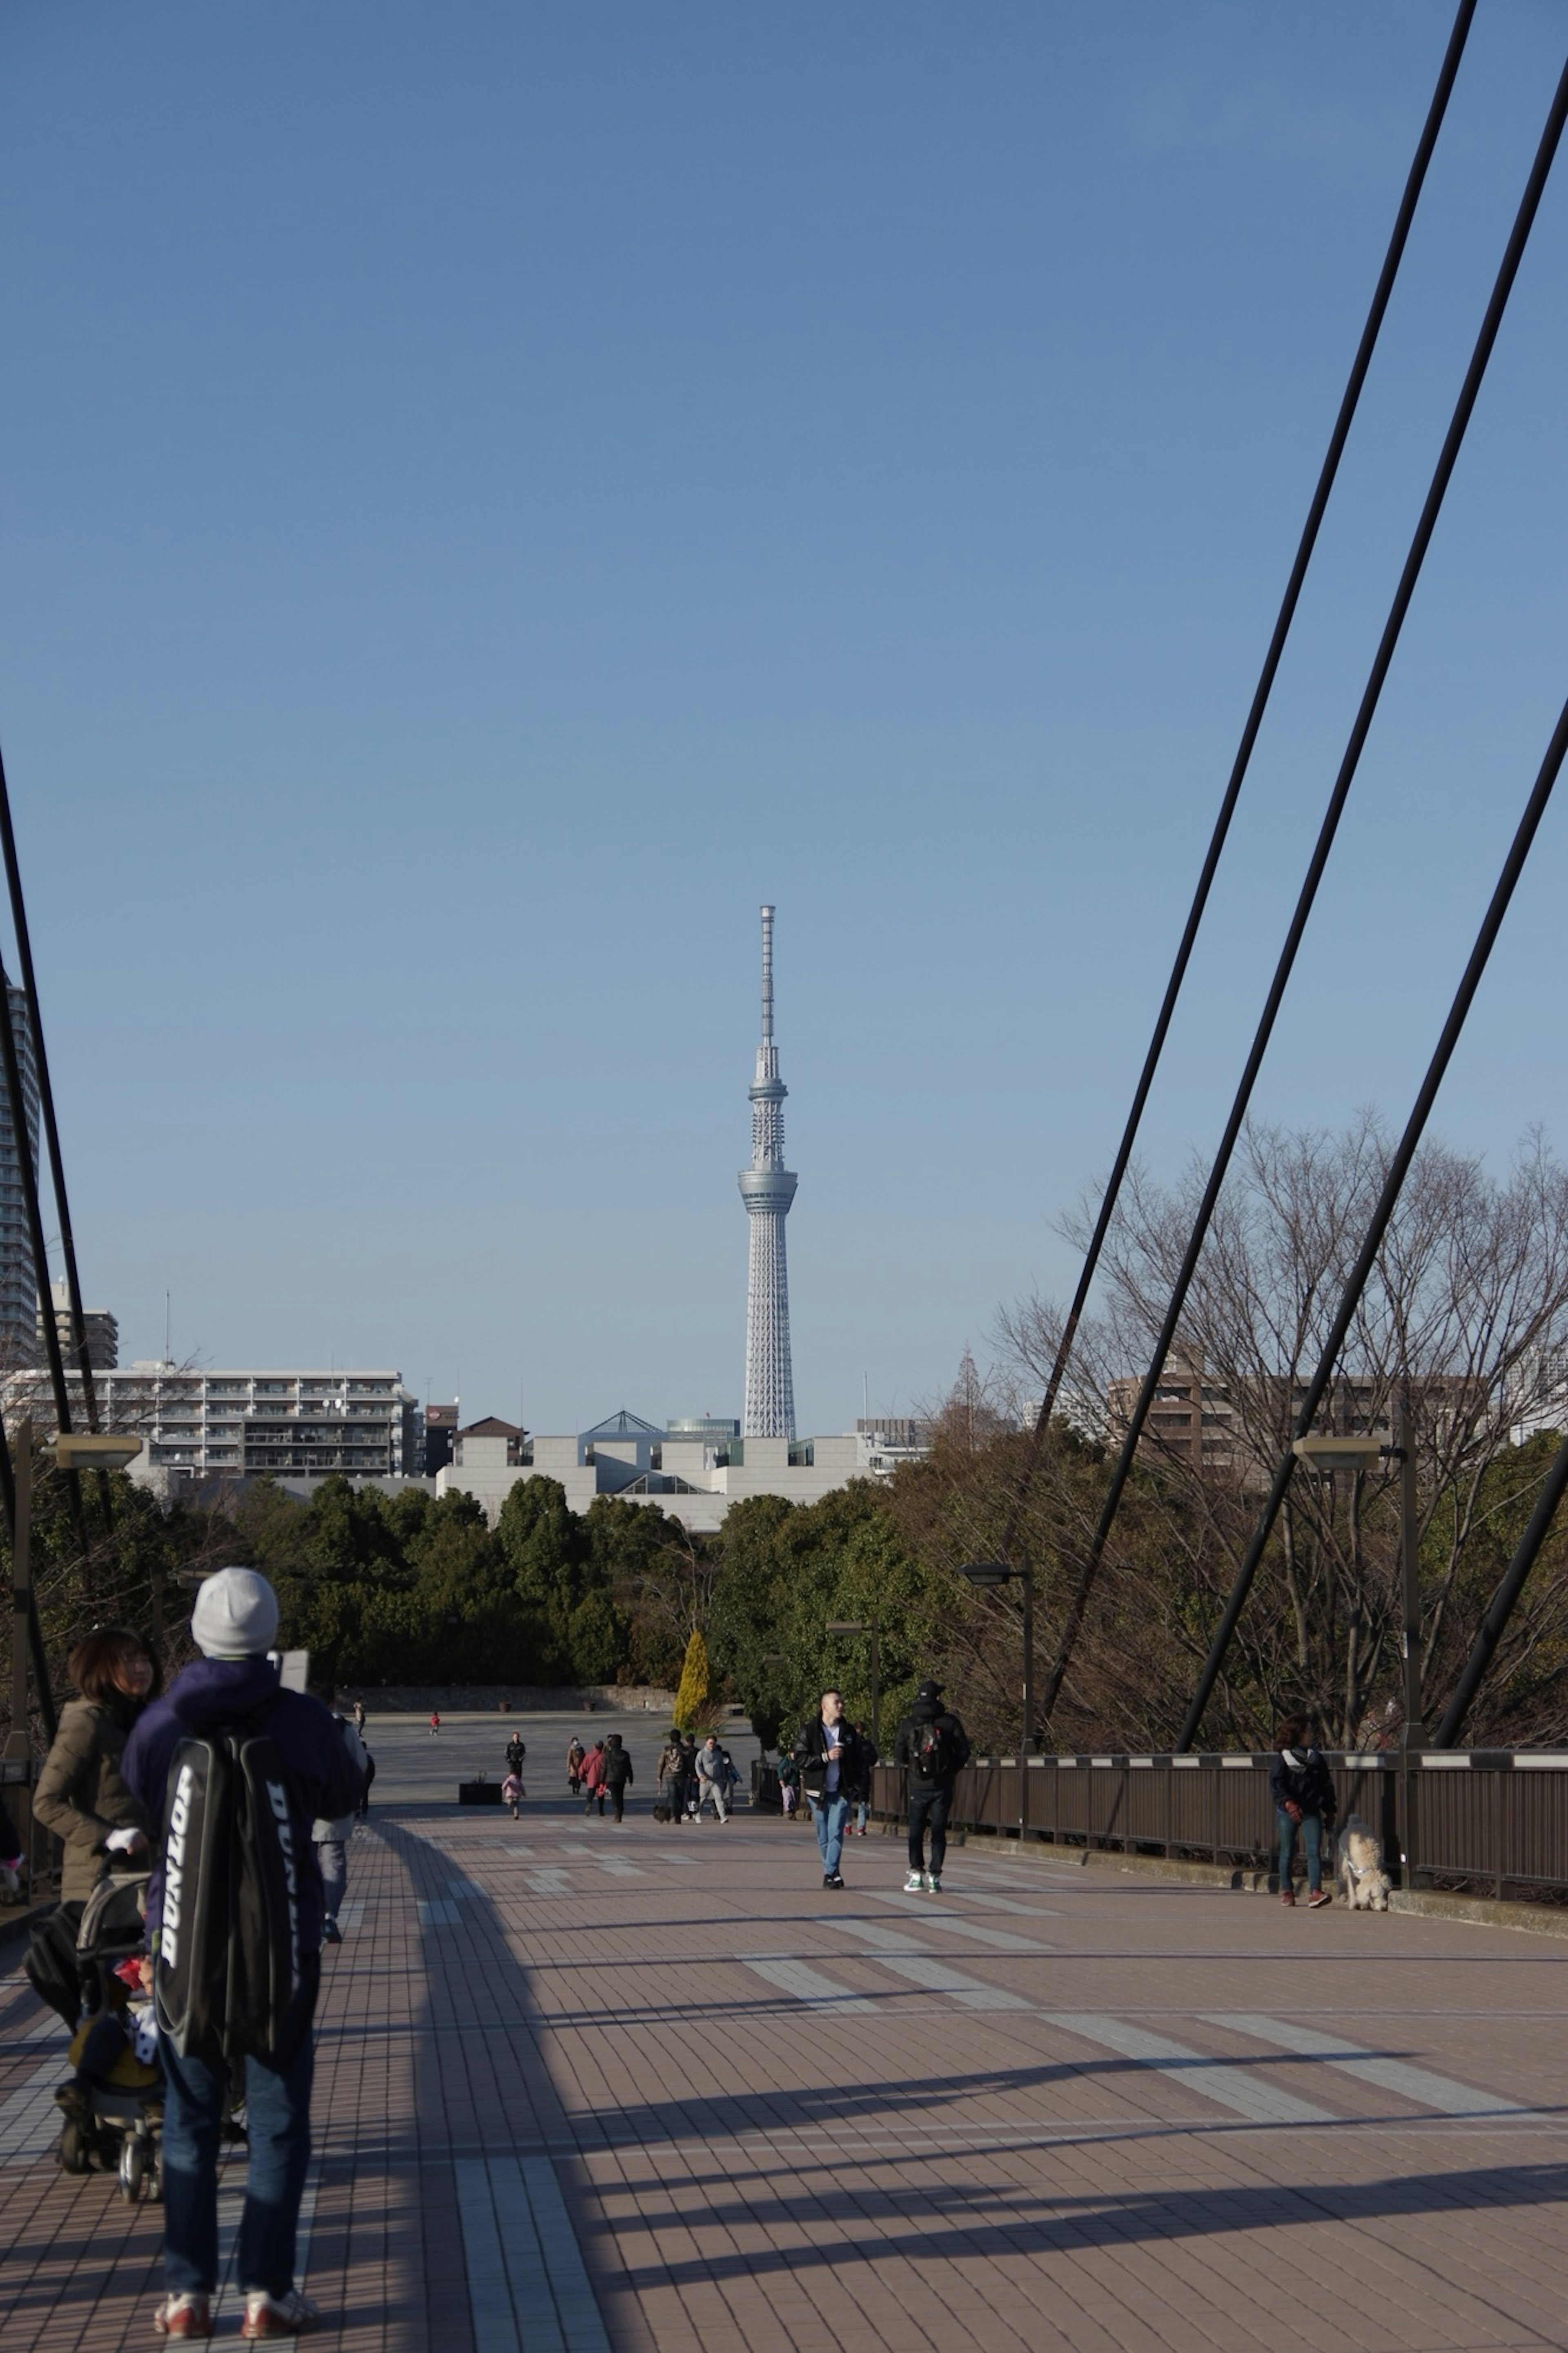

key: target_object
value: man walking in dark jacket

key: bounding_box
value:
[123,1568,364,2340]
[893,1680,971,1894]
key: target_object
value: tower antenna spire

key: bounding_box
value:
[761,902,774,1042]
[739,902,798,1439]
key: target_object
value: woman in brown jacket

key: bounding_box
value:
[33,1625,161,1910]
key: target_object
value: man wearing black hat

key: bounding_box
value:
[893,1679,971,1894]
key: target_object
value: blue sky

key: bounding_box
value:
[3,4,1564,1434]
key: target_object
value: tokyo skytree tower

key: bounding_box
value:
[739,904,798,1439]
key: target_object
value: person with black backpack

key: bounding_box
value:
[122,1567,365,2341]
[599,1733,634,1823]
[893,1679,971,1894]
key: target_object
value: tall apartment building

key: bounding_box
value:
[423,1402,459,1477]
[1103,1350,1488,1482]
[2,1363,421,1482]
[38,1278,118,1374]
[0,984,40,1361]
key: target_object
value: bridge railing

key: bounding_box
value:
[868,1752,1568,1904]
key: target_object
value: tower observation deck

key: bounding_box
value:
[739,904,798,1439]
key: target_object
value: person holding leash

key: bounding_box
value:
[1272,1714,1336,1908]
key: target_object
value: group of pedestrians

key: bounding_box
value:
[577,1733,635,1821]
[788,1679,971,1891]
[654,1730,739,1822]
[13,1568,369,2338]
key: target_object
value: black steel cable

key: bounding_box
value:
[1432,1426,1568,1747]
[1040,54,1568,1734]
[0,747,102,1437]
[0,939,87,1560]
[1000,1,1477,1565]
[1176,691,1568,1750]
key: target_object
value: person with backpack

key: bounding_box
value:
[122,1567,364,2340]
[1272,1713,1337,1909]
[311,1709,369,1947]
[655,1731,687,1821]
[893,1679,972,1894]
[599,1733,634,1823]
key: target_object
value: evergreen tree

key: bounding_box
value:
[674,1626,711,1729]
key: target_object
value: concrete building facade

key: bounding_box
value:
[438,1407,888,1532]
[38,1278,118,1374]
[2,1362,421,1485]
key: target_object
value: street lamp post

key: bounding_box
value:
[1292,1415,1422,1883]
[5,1421,33,1772]
[4,1425,143,1888]
[960,1561,1036,1839]
[825,1618,880,1753]
[958,1562,1035,1754]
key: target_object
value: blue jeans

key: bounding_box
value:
[812,1793,850,1877]
[161,1965,319,2299]
[1277,1806,1323,1894]
[316,1838,346,1925]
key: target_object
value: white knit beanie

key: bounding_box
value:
[191,1567,279,1659]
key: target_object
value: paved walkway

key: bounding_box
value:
[6,1710,1568,2351]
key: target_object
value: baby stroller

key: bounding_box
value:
[54,1871,165,2202]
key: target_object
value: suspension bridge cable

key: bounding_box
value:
[1176,690,1568,1750]
[1432,1423,1568,1747]
[0,748,103,1440]
[1039,53,1568,1733]
[998,0,1477,1553]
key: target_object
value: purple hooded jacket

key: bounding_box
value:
[122,1656,365,1957]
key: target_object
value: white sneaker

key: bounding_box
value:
[241,2289,320,2339]
[904,1871,924,1893]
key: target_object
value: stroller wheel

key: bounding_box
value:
[58,2117,90,2175]
[118,2134,148,2202]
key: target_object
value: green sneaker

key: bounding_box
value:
[926,1873,942,1893]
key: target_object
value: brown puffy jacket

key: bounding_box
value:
[33,1697,150,1902]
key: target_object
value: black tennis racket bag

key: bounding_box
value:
[154,1712,311,2065]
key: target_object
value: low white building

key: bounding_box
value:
[2,1361,422,1489]
[438,1406,894,1530]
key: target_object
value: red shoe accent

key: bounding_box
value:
[1280,1887,1296,1907]
[154,2298,214,2340]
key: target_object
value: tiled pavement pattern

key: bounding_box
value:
[6,1708,1568,2351]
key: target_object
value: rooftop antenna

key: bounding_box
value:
[164,1290,171,1367]
[863,1370,870,1426]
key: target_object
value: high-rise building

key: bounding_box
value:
[739,904,797,1438]
[39,1278,118,1374]
[0,984,40,1360]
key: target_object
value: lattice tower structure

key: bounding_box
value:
[739,904,798,1438]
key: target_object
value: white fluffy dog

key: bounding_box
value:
[1336,1813,1392,1911]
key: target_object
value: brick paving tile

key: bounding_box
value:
[8,1719,1568,2350]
